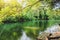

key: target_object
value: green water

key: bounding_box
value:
[0,20,60,40]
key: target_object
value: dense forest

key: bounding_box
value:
[0,0,60,40]
[0,0,60,24]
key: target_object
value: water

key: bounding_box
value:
[0,20,60,40]
[45,24,60,33]
[18,31,31,40]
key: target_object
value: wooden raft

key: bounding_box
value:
[37,32,60,40]
[47,32,60,40]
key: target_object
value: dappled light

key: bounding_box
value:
[4,0,11,3]
[0,0,60,40]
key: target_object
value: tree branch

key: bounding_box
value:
[18,0,40,12]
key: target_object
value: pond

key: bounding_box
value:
[0,20,60,40]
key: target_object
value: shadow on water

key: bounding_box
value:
[0,20,60,40]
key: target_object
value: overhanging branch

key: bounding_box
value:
[18,0,40,12]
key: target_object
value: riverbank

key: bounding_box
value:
[37,24,60,40]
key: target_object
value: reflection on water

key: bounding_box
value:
[45,24,60,33]
[0,20,60,40]
[18,31,31,40]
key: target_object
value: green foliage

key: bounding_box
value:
[0,0,60,23]
[0,0,60,40]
